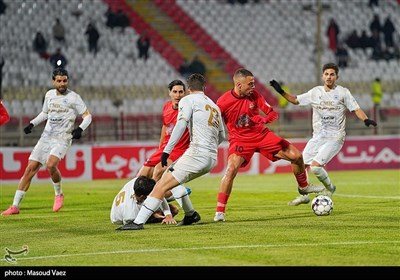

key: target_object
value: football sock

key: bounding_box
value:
[216,192,230,213]
[134,196,161,225]
[181,194,195,216]
[53,181,63,196]
[170,184,188,208]
[12,190,26,207]
[295,170,308,188]
[311,166,333,188]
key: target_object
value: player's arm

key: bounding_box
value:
[23,111,48,134]
[218,118,228,144]
[159,125,166,147]
[163,99,190,155]
[72,110,92,139]
[270,80,299,105]
[159,198,176,225]
[163,118,186,154]
[353,108,377,127]
[161,99,191,166]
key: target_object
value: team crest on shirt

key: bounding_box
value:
[249,103,255,110]
[236,114,251,128]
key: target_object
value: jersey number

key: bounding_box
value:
[205,104,220,128]
[115,191,125,206]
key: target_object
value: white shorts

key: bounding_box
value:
[29,136,71,165]
[169,147,217,184]
[302,137,343,166]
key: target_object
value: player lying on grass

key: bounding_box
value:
[110,176,179,226]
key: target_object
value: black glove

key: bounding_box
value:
[364,119,377,127]
[161,152,170,167]
[269,80,285,94]
[71,127,83,139]
[24,123,34,134]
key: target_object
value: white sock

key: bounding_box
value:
[311,166,333,188]
[12,190,26,207]
[53,181,62,196]
[181,195,195,216]
[170,185,189,208]
[134,196,162,225]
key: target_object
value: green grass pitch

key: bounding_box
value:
[0,169,399,270]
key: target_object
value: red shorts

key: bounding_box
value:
[228,130,290,168]
[143,148,186,167]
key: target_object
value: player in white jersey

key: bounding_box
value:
[110,176,179,225]
[116,73,227,230]
[270,62,377,206]
[1,68,92,216]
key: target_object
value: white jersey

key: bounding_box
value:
[297,85,360,142]
[41,89,88,139]
[164,92,224,160]
[110,178,141,225]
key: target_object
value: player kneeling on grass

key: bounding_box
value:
[110,176,179,226]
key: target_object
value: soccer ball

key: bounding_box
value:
[311,195,333,216]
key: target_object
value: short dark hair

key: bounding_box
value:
[187,73,206,92]
[322,63,339,75]
[133,176,156,196]
[52,67,69,80]
[168,79,186,91]
[234,68,254,78]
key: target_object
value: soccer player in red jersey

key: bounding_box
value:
[214,68,324,222]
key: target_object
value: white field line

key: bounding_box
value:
[2,240,400,262]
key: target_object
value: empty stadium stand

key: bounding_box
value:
[0,0,399,146]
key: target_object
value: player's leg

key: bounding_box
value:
[48,141,69,212]
[130,170,180,227]
[169,154,216,225]
[215,153,246,222]
[309,140,342,197]
[284,146,324,194]
[168,184,190,207]
[1,160,42,215]
[137,165,155,178]
[47,155,64,212]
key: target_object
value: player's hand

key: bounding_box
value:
[264,110,279,123]
[364,119,377,127]
[23,123,34,134]
[251,111,278,124]
[161,152,170,167]
[71,127,83,139]
[161,214,177,225]
[250,115,265,124]
[269,80,285,94]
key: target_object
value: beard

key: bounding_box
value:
[58,87,67,94]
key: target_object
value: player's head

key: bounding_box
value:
[187,73,206,93]
[168,79,186,92]
[322,63,339,88]
[52,67,69,94]
[233,68,255,97]
[52,67,69,80]
[168,80,186,109]
[134,176,156,197]
[322,63,339,75]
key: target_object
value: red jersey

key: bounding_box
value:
[0,101,10,126]
[217,89,275,142]
[161,100,190,151]
[143,100,190,167]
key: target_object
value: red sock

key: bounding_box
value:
[216,192,230,213]
[295,171,308,188]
